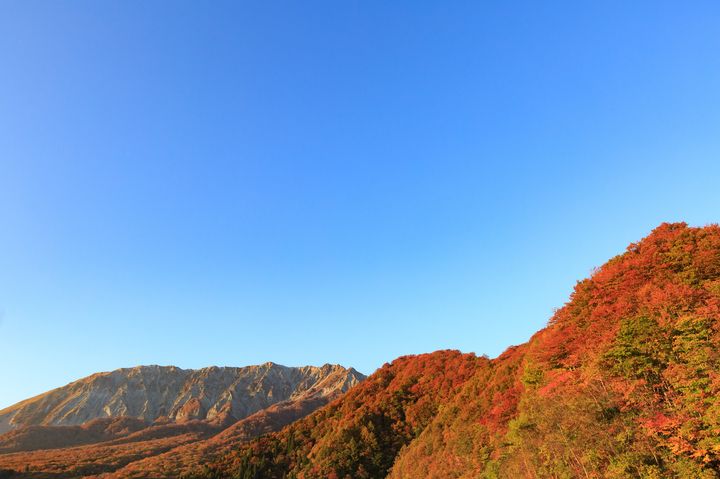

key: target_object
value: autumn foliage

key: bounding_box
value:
[190,223,720,479]
[3,222,720,479]
[186,350,485,479]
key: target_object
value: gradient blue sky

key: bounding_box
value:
[1,1,719,409]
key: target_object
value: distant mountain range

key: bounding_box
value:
[0,363,363,477]
[0,363,363,434]
[2,223,720,478]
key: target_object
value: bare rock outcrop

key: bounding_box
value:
[0,362,364,435]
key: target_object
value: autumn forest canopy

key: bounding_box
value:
[182,222,720,479]
[2,223,720,479]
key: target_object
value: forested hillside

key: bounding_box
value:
[189,223,720,478]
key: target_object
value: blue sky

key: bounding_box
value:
[1,1,719,409]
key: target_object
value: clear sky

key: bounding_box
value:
[1,1,719,409]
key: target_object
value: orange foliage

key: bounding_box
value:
[200,223,720,479]
[5,223,720,479]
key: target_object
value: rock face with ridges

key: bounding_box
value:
[0,363,364,434]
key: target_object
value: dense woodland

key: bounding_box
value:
[185,223,720,478]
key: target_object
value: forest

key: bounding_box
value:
[184,223,720,478]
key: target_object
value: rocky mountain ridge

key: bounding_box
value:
[0,362,364,435]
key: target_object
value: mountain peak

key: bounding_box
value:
[0,362,365,435]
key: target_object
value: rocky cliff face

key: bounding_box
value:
[0,362,364,434]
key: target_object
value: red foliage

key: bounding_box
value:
[6,223,720,479]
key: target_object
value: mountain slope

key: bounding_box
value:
[194,350,486,479]
[100,394,336,478]
[0,363,364,477]
[191,222,720,479]
[0,417,147,454]
[389,222,720,479]
[0,363,363,434]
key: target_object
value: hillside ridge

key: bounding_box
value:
[0,363,365,435]
[187,222,720,479]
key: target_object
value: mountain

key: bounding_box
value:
[0,363,364,477]
[0,363,363,435]
[183,222,720,479]
[3,222,720,479]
